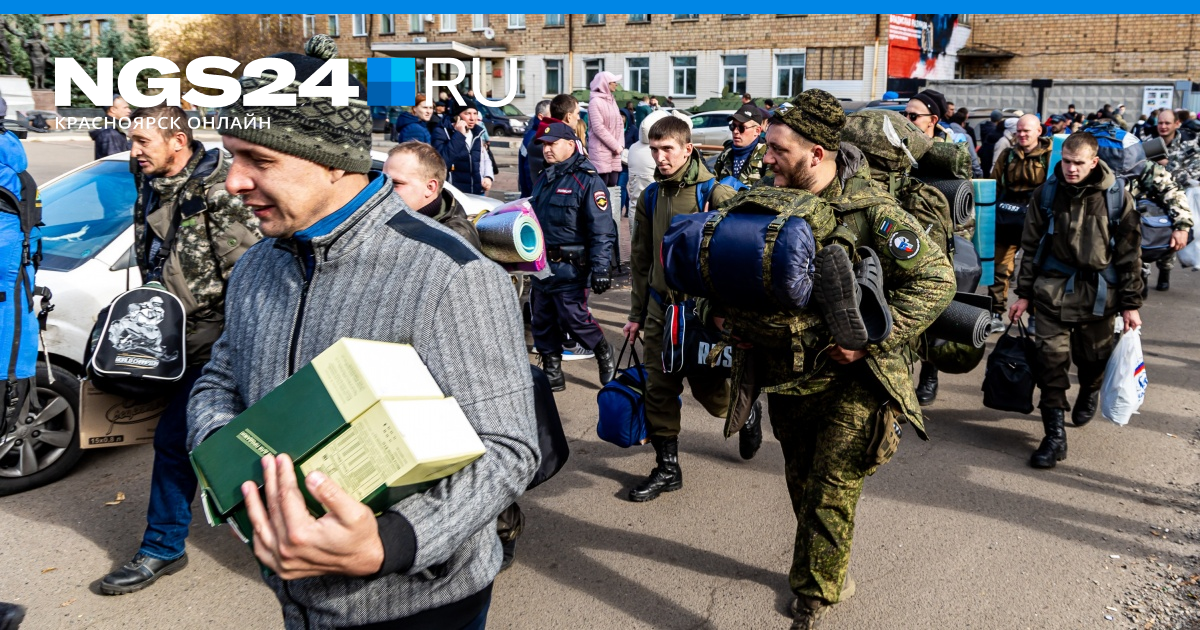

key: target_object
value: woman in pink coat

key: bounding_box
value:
[587,71,625,185]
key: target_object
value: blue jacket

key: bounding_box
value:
[530,152,615,293]
[518,121,540,197]
[432,121,484,195]
[393,111,432,144]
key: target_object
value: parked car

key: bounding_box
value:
[371,105,404,135]
[479,104,529,137]
[689,110,735,146]
[0,146,501,495]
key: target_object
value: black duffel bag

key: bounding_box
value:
[526,364,569,490]
[982,319,1038,414]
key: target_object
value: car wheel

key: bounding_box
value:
[0,363,83,496]
[493,126,508,137]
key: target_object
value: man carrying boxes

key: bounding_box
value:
[186,36,539,629]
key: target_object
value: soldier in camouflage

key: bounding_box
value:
[712,103,772,188]
[1146,109,1200,290]
[102,105,261,595]
[718,90,955,629]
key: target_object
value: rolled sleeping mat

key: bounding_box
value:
[927,299,991,348]
[1048,133,1068,175]
[662,210,817,311]
[474,198,548,273]
[971,179,996,286]
[921,178,974,226]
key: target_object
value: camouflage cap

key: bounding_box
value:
[771,89,846,151]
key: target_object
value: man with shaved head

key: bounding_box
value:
[987,113,1052,332]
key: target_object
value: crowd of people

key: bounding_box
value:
[43,32,1198,630]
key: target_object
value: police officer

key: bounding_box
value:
[712,103,771,188]
[724,90,955,628]
[1010,132,1143,468]
[529,122,617,391]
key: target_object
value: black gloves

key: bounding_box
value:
[591,271,612,294]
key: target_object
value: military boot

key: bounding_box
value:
[540,352,565,392]
[629,436,682,502]
[594,339,616,385]
[915,362,939,406]
[789,597,827,630]
[1072,388,1099,427]
[1030,408,1067,469]
[738,400,763,460]
[1156,268,1170,291]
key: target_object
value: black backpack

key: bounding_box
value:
[981,320,1038,414]
[86,283,187,400]
[1138,199,1193,262]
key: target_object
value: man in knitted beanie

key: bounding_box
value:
[191,35,539,628]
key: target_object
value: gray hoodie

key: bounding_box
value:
[187,182,539,629]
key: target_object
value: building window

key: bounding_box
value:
[545,59,563,94]
[723,14,751,19]
[626,57,650,94]
[352,14,367,37]
[722,54,747,96]
[958,14,972,26]
[584,15,605,25]
[302,15,314,37]
[377,15,394,34]
[628,15,649,23]
[807,47,862,81]
[440,14,456,32]
[472,14,488,31]
[407,14,423,33]
[545,14,564,27]
[513,59,526,96]
[775,53,805,97]
[508,15,526,29]
[584,59,605,87]
[62,22,71,34]
[328,15,340,37]
[81,21,92,38]
[99,19,112,33]
[671,56,697,97]
[673,14,699,21]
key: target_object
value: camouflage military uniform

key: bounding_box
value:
[133,141,261,363]
[724,149,955,606]
[1162,129,1200,187]
[712,140,772,188]
[1129,159,1195,272]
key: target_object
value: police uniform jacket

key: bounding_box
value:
[529,151,615,293]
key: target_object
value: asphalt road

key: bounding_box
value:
[2,139,1197,630]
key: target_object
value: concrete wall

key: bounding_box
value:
[925,79,1182,119]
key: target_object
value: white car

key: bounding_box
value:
[688,110,736,146]
[0,145,500,494]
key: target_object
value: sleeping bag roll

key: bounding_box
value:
[927,299,991,349]
[662,210,817,312]
[921,178,975,226]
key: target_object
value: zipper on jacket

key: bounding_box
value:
[286,254,312,376]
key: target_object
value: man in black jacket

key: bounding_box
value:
[529,122,616,391]
[384,141,481,249]
[431,103,493,195]
[89,96,131,160]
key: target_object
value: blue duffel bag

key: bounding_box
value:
[662,208,817,311]
[596,339,664,448]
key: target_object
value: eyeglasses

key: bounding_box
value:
[905,112,933,122]
[729,121,761,133]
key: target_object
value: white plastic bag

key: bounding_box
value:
[1100,327,1147,426]
[1178,186,1200,270]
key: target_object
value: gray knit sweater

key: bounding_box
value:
[186,181,539,629]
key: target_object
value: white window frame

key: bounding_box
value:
[507,14,526,30]
[584,58,605,88]
[774,52,806,98]
[302,14,315,37]
[584,15,605,25]
[673,14,699,21]
[327,15,340,37]
[440,14,456,32]
[545,59,563,95]
[671,56,697,98]
[352,14,367,37]
[513,59,526,96]
[377,14,394,34]
[721,54,748,96]
[472,14,488,31]
[407,14,423,33]
[544,14,565,27]
[625,57,650,94]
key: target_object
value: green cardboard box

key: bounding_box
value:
[189,338,483,543]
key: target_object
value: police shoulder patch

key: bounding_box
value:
[594,190,609,210]
[887,229,921,261]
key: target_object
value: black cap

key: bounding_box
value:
[538,122,579,143]
[732,103,764,125]
[911,89,947,120]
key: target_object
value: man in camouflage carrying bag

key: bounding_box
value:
[100,106,261,595]
[715,90,955,629]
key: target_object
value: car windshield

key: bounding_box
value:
[501,104,523,117]
[39,160,137,272]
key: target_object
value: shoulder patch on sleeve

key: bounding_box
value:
[594,190,609,210]
[886,229,924,268]
[386,211,480,266]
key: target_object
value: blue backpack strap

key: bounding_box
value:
[696,178,716,211]
[645,182,659,221]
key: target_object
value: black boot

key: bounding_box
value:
[1072,388,1099,427]
[100,553,189,595]
[738,400,763,460]
[541,352,565,392]
[1156,268,1170,291]
[629,436,682,502]
[1030,408,1067,469]
[915,362,939,406]
[594,339,616,385]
